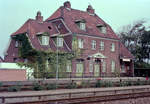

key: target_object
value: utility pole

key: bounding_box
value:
[56,37,59,80]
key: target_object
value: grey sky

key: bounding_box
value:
[0,0,150,58]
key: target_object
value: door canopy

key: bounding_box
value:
[89,52,107,59]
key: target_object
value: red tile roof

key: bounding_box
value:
[119,42,134,59]
[46,7,119,40]
[11,19,71,52]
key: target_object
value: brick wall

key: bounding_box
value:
[0,69,26,81]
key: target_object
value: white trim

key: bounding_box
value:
[63,38,71,51]
[76,34,119,42]
[26,33,35,49]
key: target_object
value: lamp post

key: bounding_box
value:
[56,37,59,80]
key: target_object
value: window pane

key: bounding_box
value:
[111,60,115,72]
[111,43,115,52]
[100,41,104,51]
[89,60,93,72]
[78,38,83,48]
[57,37,63,47]
[42,36,49,45]
[80,22,86,30]
[66,61,72,72]
[92,40,96,50]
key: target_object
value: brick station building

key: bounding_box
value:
[4,1,134,77]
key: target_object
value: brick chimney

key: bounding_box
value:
[36,11,43,23]
[87,5,95,15]
[64,1,71,9]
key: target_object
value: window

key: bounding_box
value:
[78,38,84,48]
[111,43,115,52]
[39,35,49,45]
[89,60,93,72]
[100,41,104,51]
[57,37,63,47]
[66,61,72,72]
[102,61,106,72]
[91,40,96,50]
[76,63,84,76]
[111,60,115,72]
[75,20,86,31]
[80,22,86,30]
[97,25,107,34]
[15,41,19,48]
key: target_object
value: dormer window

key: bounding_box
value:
[97,24,107,34]
[75,19,86,31]
[57,37,63,47]
[37,33,49,46]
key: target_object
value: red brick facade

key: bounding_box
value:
[4,1,134,77]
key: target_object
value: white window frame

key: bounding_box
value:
[111,43,115,52]
[78,38,84,48]
[92,40,96,50]
[111,60,115,72]
[89,60,93,72]
[15,41,19,48]
[41,36,49,45]
[80,22,86,31]
[57,37,63,47]
[100,41,104,51]
[66,61,72,72]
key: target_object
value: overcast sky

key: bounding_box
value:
[0,0,150,58]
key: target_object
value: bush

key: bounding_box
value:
[66,82,77,89]
[104,81,113,87]
[45,83,57,90]
[8,86,21,92]
[81,80,90,88]
[32,83,44,91]
[95,80,103,88]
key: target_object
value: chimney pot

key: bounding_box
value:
[36,11,43,23]
[87,5,95,15]
[64,1,71,9]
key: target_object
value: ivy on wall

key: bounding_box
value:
[13,33,80,78]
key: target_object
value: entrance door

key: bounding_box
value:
[94,64,100,77]
[76,63,83,77]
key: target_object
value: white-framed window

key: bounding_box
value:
[89,60,93,72]
[41,36,49,45]
[78,38,84,48]
[111,60,115,72]
[80,22,86,31]
[15,41,19,48]
[57,37,63,47]
[97,25,107,34]
[91,40,96,50]
[76,63,84,73]
[102,61,106,72]
[66,61,72,72]
[100,41,104,51]
[111,43,115,52]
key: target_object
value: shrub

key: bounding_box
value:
[81,80,90,88]
[66,82,77,89]
[104,81,113,87]
[45,83,57,90]
[95,80,103,88]
[8,86,21,92]
[32,83,44,91]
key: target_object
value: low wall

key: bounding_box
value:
[0,69,26,81]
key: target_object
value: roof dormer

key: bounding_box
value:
[64,1,71,10]
[87,5,95,16]
[36,11,43,23]
[75,19,86,31]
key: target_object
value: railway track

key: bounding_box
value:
[22,91,150,104]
